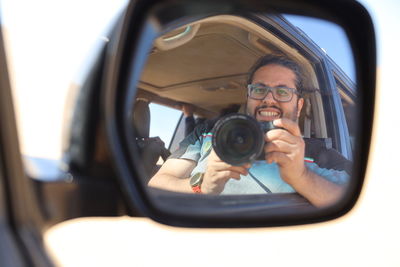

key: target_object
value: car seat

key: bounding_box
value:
[133,99,171,182]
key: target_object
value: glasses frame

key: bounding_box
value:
[247,84,300,102]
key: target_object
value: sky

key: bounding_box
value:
[285,15,355,81]
[0,0,128,158]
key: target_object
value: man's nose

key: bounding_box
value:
[262,91,276,105]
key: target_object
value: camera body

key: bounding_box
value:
[212,113,282,166]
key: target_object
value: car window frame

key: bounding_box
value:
[333,68,356,158]
[323,59,354,159]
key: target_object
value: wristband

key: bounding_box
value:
[189,172,204,194]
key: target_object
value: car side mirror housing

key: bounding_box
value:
[101,0,376,227]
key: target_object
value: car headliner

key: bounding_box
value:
[137,15,319,118]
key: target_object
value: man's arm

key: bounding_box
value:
[288,168,345,207]
[148,158,196,193]
[265,118,346,208]
[149,151,250,194]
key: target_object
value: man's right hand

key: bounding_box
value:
[202,150,251,194]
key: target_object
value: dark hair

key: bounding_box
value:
[247,55,304,95]
[220,104,241,116]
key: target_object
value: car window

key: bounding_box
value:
[168,115,185,153]
[149,103,182,150]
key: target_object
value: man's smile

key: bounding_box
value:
[256,106,282,121]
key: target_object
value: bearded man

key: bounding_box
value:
[148,55,351,207]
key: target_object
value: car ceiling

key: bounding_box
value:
[137,16,316,118]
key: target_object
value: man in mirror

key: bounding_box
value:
[148,55,351,207]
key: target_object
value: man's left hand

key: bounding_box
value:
[264,118,307,186]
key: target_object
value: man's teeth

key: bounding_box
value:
[259,111,279,117]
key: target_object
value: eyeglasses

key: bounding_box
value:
[247,84,300,102]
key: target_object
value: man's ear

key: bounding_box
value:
[297,97,304,118]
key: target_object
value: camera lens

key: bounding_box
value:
[212,114,264,165]
[224,121,254,156]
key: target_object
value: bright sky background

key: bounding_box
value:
[1,0,128,159]
[285,15,355,81]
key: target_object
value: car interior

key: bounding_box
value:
[133,15,330,182]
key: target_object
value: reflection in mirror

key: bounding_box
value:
[132,13,356,213]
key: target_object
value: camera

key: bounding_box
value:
[212,113,282,166]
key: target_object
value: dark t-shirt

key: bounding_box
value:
[184,116,207,137]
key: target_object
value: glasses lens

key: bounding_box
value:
[249,85,267,99]
[273,87,292,101]
[249,85,293,102]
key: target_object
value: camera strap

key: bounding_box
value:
[248,170,272,193]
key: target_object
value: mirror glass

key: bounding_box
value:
[131,12,356,215]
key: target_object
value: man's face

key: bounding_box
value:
[246,64,304,122]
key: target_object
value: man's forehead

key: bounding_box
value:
[252,64,296,85]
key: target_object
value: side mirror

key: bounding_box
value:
[102,0,375,227]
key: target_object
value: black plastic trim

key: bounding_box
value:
[104,0,376,228]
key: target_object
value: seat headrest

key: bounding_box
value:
[133,100,150,138]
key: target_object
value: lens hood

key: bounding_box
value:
[212,114,265,165]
